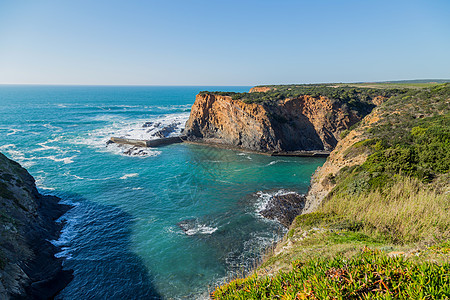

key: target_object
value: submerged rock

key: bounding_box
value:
[123,146,152,156]
[259,193,305,227]
[176,218,218,236]
[151,122,180,138]
[177,219,197,233]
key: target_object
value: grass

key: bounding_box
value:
[322,175,449,244]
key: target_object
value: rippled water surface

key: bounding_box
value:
[0,86,325,299]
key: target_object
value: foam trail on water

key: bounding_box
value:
[185,225,218,236]
[41,155,77,164]
[120,173,139,180]
[6,128,24,136]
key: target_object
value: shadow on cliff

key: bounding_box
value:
[269,112,327,151]
[52,191,162,300]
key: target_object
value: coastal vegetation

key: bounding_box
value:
[212,83,450,299]
[213,246,450,299]
[200,85,408,116]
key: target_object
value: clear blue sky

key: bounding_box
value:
[0,0,449,85]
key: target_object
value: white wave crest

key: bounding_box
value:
[35,174,56,191]
[267,160,287,166]
[43,123,63,131]
[50,213,81,261]
[254,190,298,215]
[185,225,218,236]
[177,218,219,236]
[0,144,15,150]
[120,173,139,180]
[0,145,37,168]
[6,128,24,136]
[41,155,76,164]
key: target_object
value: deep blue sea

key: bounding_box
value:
[0,85,325,299]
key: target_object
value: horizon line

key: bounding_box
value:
[0,78,449,87]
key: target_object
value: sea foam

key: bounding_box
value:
[71,112,189,157]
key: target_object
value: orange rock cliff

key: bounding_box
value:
[184,91,363,153]
[249,86,273,93]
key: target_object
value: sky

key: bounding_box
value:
[0,0,449,85]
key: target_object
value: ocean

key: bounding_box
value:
[0,85,325,299]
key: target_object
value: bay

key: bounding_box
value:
[0,85,325,299]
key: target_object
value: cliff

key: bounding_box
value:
[302,111,379,213]
[184,92,364,152]
[0,153,73,299]
[212,84,450,299]
[304,83,450,213]
[249,86,273,93]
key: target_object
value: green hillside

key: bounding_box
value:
[213,83,450,299]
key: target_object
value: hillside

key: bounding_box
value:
[212,83,450,299]
[184,86,408,152]
[0,153,72,299]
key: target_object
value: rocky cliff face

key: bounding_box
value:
[184,94,279,151]
[249,87,273,93]
[0,153,72,299]
[303,107,392,213]
[184,93,363,152]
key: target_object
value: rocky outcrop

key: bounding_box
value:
[259,193,306,227]
[303,109,383,213]
[0,153,73,299]
[184,94,279,151]
[249,87,273,93]
[184,93,363,152]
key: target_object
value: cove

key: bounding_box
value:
[0,85,325,298]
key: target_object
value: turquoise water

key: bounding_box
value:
[0,86,325,299]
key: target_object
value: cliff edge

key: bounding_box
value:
[304,83,450,213]
[0,153,73,299]
[184,89,368,153]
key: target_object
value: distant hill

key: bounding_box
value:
[375,79,450,84]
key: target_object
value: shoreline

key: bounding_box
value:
[184,139,330,157]
[109,135,331,158]
[25,194,74,299]
[0,153,73,299]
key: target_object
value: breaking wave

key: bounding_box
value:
[71,112,189,157]
[254,189,298,216]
